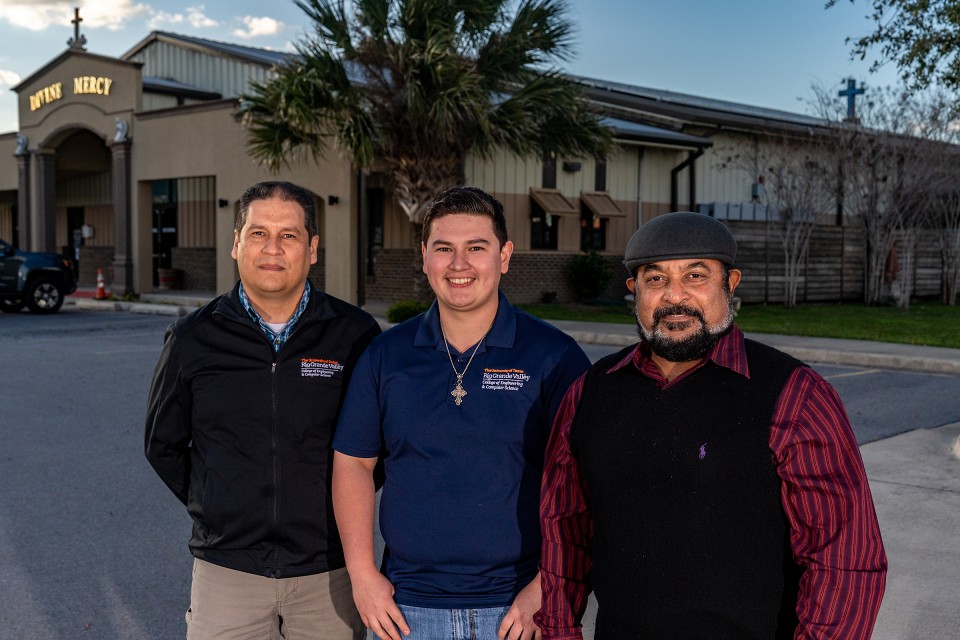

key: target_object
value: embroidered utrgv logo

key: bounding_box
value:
[300,358,344,378]
[699,442,708,460]
[481,368,531,391]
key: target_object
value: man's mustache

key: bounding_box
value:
[653,304,705,325]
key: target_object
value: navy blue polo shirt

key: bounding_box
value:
[333,291,590,608]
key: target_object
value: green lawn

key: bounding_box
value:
[518,302,635,324]
[518,301,960,349]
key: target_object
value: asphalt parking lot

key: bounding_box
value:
[1,307,958,639]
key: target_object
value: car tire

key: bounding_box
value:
[25,276,66,314]
[0,297,25,313]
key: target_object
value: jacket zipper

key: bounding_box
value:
[219,302,321,579]
[270,358,280,578]
[267,320,311,579]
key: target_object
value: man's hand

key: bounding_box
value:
[350,568,409,640]
[498,573,542,640]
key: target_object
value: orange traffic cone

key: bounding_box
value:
[95,268,107,300]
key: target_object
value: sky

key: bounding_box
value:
[0,0,903,134]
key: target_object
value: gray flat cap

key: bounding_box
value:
[624,211,736,274]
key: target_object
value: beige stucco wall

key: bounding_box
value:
[133,101,360,300]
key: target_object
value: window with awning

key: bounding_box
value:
[579,191,623,252]
[579,191,624,218]
[529,188,578,216]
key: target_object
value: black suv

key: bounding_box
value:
[0,238,78,314]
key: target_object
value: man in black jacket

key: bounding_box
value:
[145,181,380,639]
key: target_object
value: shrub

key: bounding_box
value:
[386,299,430,323]
[566,251,613,302]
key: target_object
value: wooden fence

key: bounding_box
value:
[728,221,949,304]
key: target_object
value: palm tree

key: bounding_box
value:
[243,0,611,292]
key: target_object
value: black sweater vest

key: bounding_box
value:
[570,339,804,639]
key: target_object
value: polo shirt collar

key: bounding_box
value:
[607,324,751,379]
[414,289,516,352]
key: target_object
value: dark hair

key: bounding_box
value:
[236,181,318,238]
[421,186,508,247]
[721,262,739,293]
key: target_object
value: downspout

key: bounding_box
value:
[635,146,644,227]
[356,169,367,307]
[757,133,770,303]
[670,147,705,211]
[670,126,722,212]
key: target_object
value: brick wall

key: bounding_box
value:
[363,248,627,304]
[365,248,420,300]
[501,253,628,304]
[308,249,326,293]
[78,246,114,287]
[172,247,217,291]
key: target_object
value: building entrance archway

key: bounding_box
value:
[41,127,115,287]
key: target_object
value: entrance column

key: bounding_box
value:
[15,142,30,250]
[110,137,134,295]
[34,149,57,253]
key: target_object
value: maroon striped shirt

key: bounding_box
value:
[536,326,887,639]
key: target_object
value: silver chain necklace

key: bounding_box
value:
[441,329,486,407]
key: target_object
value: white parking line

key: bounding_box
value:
[825,369,882,380]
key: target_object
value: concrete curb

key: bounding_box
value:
[560,329,637,348]
[69,298,191,317]
[756,345,960,376]
[66,297,960,375]
[561,331,960,375]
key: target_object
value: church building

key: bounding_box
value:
[2,17,897,306]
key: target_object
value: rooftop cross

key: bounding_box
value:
[838,78,864,122]
[67,7,87,50]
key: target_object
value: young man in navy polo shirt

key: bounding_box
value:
[333,186,590,640]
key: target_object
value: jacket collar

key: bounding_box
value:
[215,280,337,324]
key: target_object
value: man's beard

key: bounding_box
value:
[635,297,735,363]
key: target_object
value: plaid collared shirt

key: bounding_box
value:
[238,280,312,353]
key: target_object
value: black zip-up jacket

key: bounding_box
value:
[145,281,381,578]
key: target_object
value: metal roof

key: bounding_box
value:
[576,75,829,133]
[602,116,713,147]
[143,76,222,100]
[117,32,828,138]
[123,31,293,68]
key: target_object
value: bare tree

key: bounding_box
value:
[907,92,960,304]
[762,145,836,308]
[715,133,835,308]
[930,184,960,304]
[811,84,930,307]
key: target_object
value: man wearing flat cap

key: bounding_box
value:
[535,212,887,639]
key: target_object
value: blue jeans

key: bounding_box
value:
[396,604,511,640]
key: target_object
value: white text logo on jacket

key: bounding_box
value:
[301,358,344,378]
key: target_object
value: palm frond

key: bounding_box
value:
[246,0,610,214]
